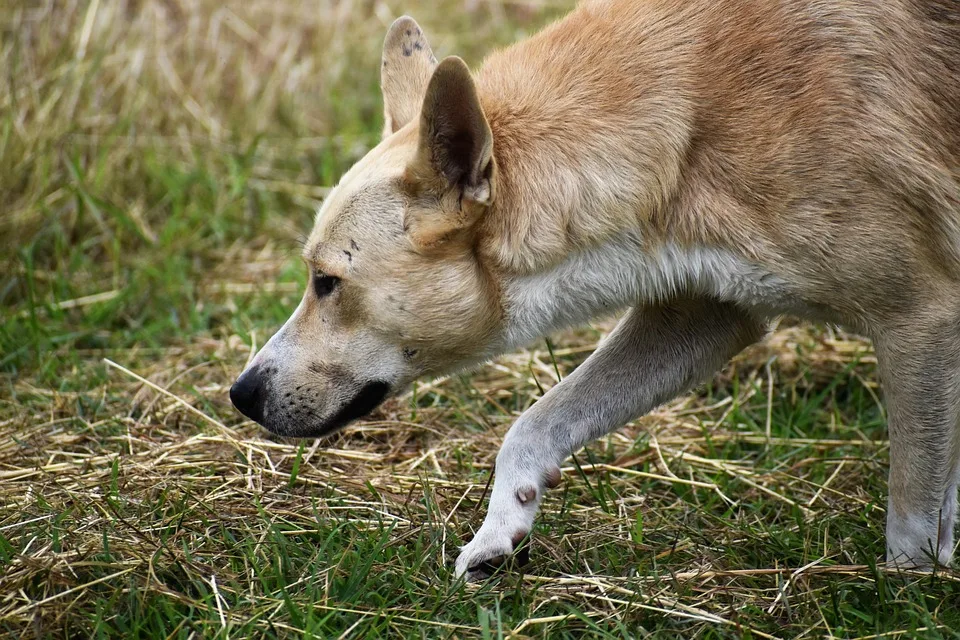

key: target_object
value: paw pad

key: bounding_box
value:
[511,530,529,547]
[516,486,537,504]
[544,467,562,489]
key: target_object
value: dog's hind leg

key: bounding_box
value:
[454,298,766,580]
[876,304,960,569]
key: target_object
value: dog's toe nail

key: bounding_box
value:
[516,543,531,566]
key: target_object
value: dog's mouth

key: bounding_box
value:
[311,380,391,437]
[270,380,391,439]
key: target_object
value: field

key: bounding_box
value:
[2,1,959,637]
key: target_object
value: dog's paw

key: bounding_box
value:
[886,510,953,570]
[455,528,529,581]
[885,545,950,572]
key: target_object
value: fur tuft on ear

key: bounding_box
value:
[381,16,437,138]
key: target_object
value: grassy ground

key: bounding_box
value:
[2,1,959,638]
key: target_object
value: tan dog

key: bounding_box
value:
[230,0,960,579]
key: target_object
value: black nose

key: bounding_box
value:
[230,364,265,424]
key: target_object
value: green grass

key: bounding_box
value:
[2,1,960,638]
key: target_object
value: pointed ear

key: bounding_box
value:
[413,56,494,206]
[403,57,495,250]
[381,16,437,138]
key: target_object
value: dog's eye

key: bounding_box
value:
[313,273,339,299]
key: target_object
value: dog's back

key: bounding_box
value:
[686,0,960,312]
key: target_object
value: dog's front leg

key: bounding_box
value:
[454,298,765,579]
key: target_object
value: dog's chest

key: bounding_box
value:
[503,236,808,347]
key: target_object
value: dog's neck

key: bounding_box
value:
[472,2,698,277]
[470,3,704,348]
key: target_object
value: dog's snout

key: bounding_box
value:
[230,364,266,424]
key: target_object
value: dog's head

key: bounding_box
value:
[230,17,504,437]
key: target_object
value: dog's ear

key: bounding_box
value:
[381,16,437,138]
[403,56,495,249]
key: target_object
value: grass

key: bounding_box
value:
[2,0,959,637]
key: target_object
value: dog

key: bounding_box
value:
[230,0,960,580]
